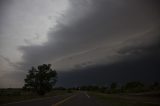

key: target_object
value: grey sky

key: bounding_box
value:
[0,0,160,87]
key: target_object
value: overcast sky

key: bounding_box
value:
[0,0,160,88]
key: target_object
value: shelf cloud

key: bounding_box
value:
[0,0,160,87]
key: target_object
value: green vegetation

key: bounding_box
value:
[1,69,160,106]
[84,81,160,106]
[23,64,57,95]
[70,81,160,94]
[89,92,160,106]
[0,64,59,104]
[0,88,70,105]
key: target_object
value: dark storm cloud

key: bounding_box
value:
[56,38,160,87]
[57,52,160,87]
[48,0,159,47]
[19,0,160,65]
[18,0,160,86]
[117,32,160,57]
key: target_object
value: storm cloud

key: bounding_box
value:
[0,0,160,87]
[19,0,160,69]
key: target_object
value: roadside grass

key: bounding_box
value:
[0,89,71,105]
[89,92,160,106]
[0,94,40,105]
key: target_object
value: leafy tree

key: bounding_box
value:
[23,64,57,95]
[150,82,160,90]
[124,81,144,92]
[125,81,144,89]
[110,82,117,90]
[108,82,119,93]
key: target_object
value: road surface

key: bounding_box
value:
[1,92,105,106]
[58,92,105,106]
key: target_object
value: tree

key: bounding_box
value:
[150,82,160,90]
[124,81,144,92]
[110,82,117,90]
[108,82,118,93]
[23,64,57,95]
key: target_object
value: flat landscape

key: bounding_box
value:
[0,0,160,106]
[0,90,160,106]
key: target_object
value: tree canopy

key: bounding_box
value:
[23,64,57,95]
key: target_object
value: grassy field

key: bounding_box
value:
[89,91,160,106]
[0,89,71,105]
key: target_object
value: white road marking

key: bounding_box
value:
[52,95,76,106]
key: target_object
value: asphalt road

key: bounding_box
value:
[1,92,105,106]
[59,92,105,106]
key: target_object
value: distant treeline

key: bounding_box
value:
[54,81,160,93]
[0,81,160,96]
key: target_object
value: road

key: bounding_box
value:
[58,92,105,106]
[1,92,105,106]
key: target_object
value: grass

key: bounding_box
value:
[0,89,71,105]
[89,92,160,106]
[0,94,40,105]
